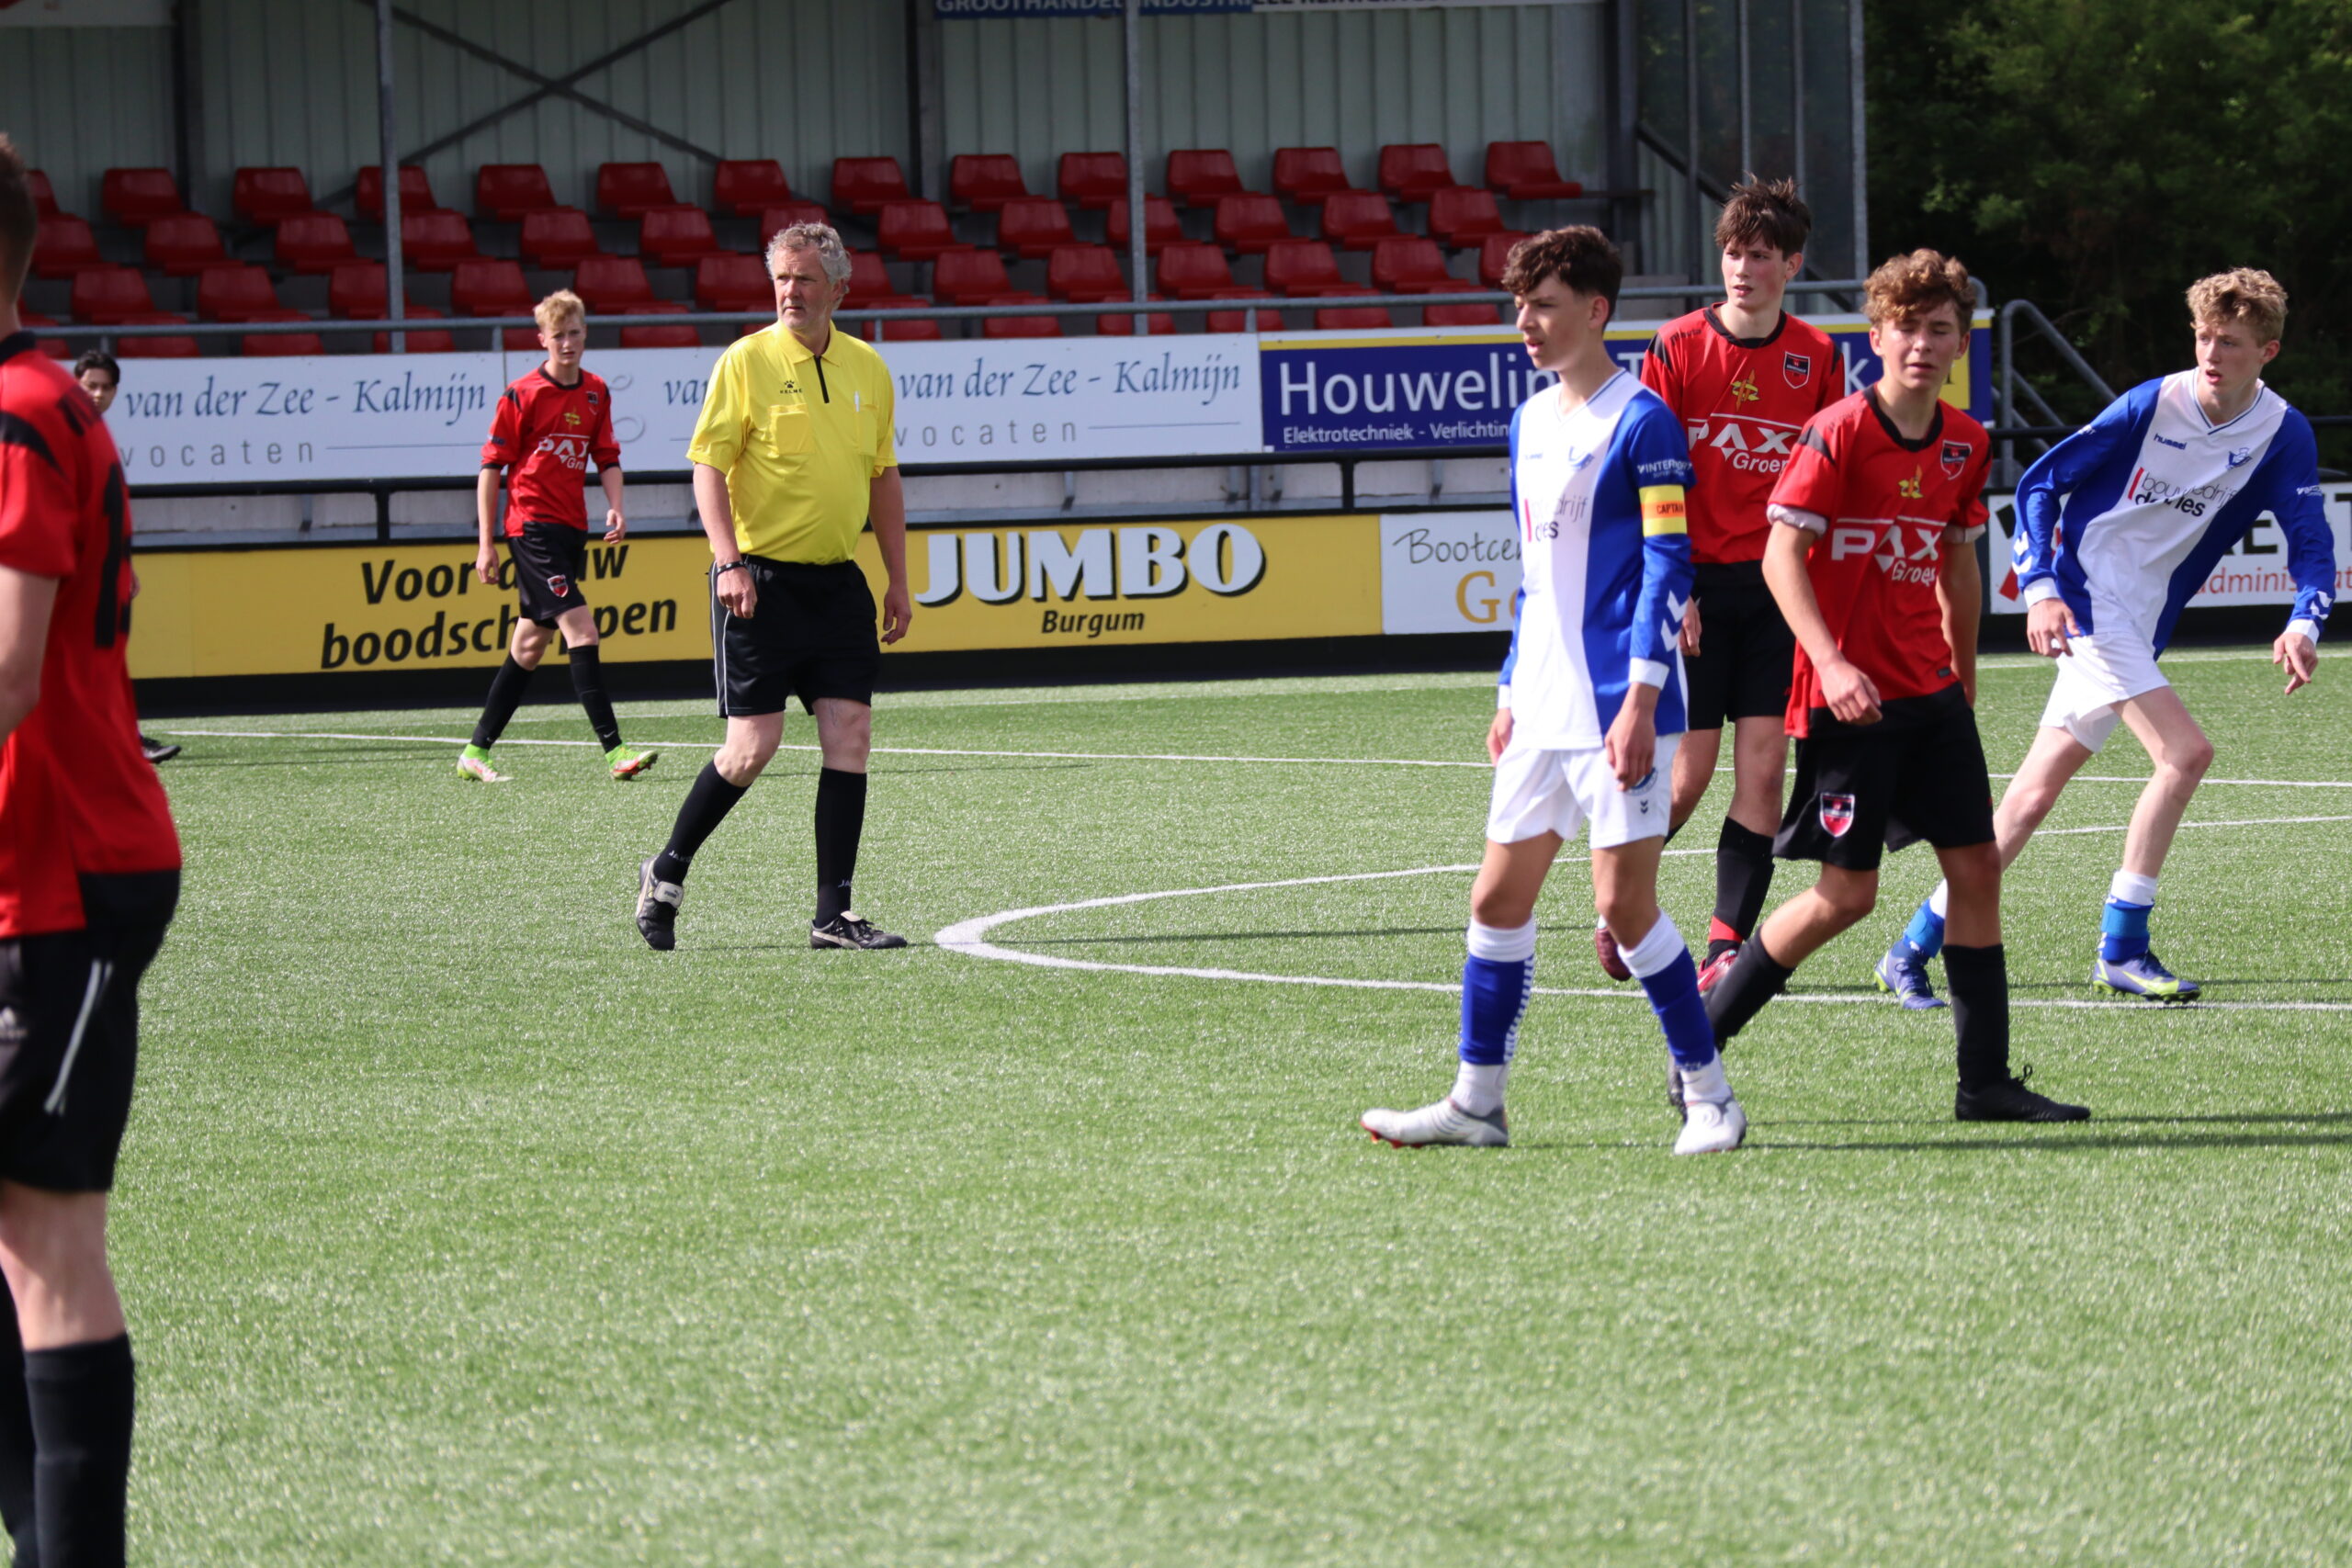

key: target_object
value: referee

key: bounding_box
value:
[634,221,911,952]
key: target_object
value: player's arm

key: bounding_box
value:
[1490,587,1521,762]
[0,565,60,743]
[870,467,910,645]
[1938,528,1983,705]
[593,394,625,542]
[692,463,754,618]
[687,352,754,615]
[2267,416,2335,694]
[474,468,503,585]
[1607,413,1694,788]
[2017,385,2146,654]
[1763,515,1881,724]
[1635,335,1702,655]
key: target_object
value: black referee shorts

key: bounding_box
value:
[508,522,591,627]
[1685,561,1795,730]
[712,556,882,717]
[1774,685,1996,872]
[0,870,179,1193]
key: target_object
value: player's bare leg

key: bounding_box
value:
[1668,726,1722,833]
[2095,686,2214,999]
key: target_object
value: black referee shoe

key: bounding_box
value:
[141,734,181,763]
[810,911,907,951]
[1955,1068,2090,1122]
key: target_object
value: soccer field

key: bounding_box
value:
[127,646,2352,1566]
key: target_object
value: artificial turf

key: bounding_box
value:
[120,646,2352,1564]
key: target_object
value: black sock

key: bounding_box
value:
[654,762,749,886]
[0,1289,37,1568]
[567,645,623,751]
[813,767,868,924]
[469,656,535,750]
[1710,819,1777,958]
[1944,942,2011,1089]
[26,1335,133,1568]
[1704,933,1795,1046]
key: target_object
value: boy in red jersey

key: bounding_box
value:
[0,134,183,1566]
[1633,176,1842,991]
[1699,250,2090,1122]
[458,288,657,784]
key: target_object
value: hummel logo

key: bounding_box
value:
[0,1008,21,1046]
[2152,432,2187,450]
[1898,468,1924,500]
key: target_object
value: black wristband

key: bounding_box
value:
[714,559,749,577]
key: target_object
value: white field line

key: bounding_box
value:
[937,840,2352,1014]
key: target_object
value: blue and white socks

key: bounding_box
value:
[1452,918,1536,1114]
[2100,870,2159,962]
[1621,912,1730,1105]
[1898,882,1951,963]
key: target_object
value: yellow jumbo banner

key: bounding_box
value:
[128,515,1382,679]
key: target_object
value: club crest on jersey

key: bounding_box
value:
[1729,375,1760,405]
[547,574,570,598]
[1819,793,1856,838]
[2228,446,2253,468]
[1783,352,1810,387]
[1898,467,1925,500]
[1940,440,1968,479]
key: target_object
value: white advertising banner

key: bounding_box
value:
[1380,509,1521,635]
[110,333,1264,487]
[1984,487,2352,615]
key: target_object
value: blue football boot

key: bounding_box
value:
[1874,943,1948,1010]
[2093,949,2200,1003]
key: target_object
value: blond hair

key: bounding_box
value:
[533,288,585,333]
[1863,249,1973,328]
[2187,268,2286,343]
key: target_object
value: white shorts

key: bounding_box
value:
[1487,733,1679,849]
[2038,632,2168,753]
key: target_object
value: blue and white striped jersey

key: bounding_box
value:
[2012,371,2336,649]
[1497,371,1696,749]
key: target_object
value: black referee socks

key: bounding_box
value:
[25,1333,135,1568]
[1944,942,2011,1089]
[566,645,624,752]
[469,656,534,750]
[0,1288,35,1567]
[814,768,868,924]
[656,763,750,886]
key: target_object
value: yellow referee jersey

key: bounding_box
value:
[685,322,898,564]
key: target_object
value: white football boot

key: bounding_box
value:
[1361,1097,1510,1148]
[1673,1093,1747,1156]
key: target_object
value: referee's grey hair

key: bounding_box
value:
[765,222,854,288]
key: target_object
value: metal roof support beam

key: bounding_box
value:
[376,0,405,353]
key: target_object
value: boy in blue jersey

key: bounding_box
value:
[1361,228,1746,1156]
[1877,269,2336,1006]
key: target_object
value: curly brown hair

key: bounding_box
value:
[1713,175,1810,257]
[1863,249,1973,328]
[1499,226,1623,321]
[2186,268,2286,343]
[0,134,36,303]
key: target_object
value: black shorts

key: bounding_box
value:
[713,556,881,717]
[1685,561,1795,729]
[1775,686,1996,871]
[0,871,179,1193]
[508,522,590,626]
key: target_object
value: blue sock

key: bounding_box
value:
[1459,920,1537,1065]
[2100,898,2152,963]
[1899,896,1946,962]
[1621,912,1720,1072]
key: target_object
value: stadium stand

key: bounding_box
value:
[1318,190,1401,250]
[1094,300,1175,335]
[1154,243,1237,299]
[1106,194,1182,255]
[949,153,1028,212]
[875,200,964,262]
[1204,299,1283,333]
[101,167,185,227]
[113,313,198,357]
[1212,193,1292,254]
[232,167,316,228]
[1427,186,1509,249]
[1314,305,1396,330]
[843,250,931,314]
[595,162,677,219]
[1057,151,1127,210]
[143,212,230,276]
[1369,236,1459,295]
[572,255,657,314]
[27,169,61,219]
[639,205,723,266]
[71,265,162,325]
[713,159,792,217]
[372,308,457,354]
[982,312,1062,339]
[1483,140,1583,199]
[474,164,559,221]
[832,156,912,216]
[695,254,773,313]
[875,317,942,341]
[933,249,1039,307]
[356,164,436,221]
[1046,244,1129,303]
[1167,149,1248,209]
[996,196,1077,260]
[18,310,71,356]
[1376,143,1462,203]
[1478,231,1533,287]
[618,318,700,348]
[277,213,362,276]
[1272,146,1355,206]
[450,258,533,317]
[195,263,283,321]
[759,202,834,249]
[1424,301,1505,325]
[518,208,605,269]
[1263,238,1375,299]
[401,209,481,271]
[239,311,324,356]
[30,214,105,277]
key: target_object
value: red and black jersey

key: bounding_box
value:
[481,367,620,535]
[1640,306,1843,564]
[0,333,181,939]
[1768,387,1991,736]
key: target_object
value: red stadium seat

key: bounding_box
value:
[100,167,184,228]
[1261,239,1374,299]
[69,266,157,326]
[451,258,533,317]
[639,205,723,266]
[759,203,834,250]
[232,167,315,228]
[356,164,437,221]
[875,200,963,262]
[372,305,456,353]
[983,312,1062,339]
[1423,301,1504,326]
[842,253,931,317]
[1167,149,1246,209]
[475,164,558,221]
[1478,231,1535,288]
[1154,242,1236,300]
[933,248,1027,306]
[1428,187,1507,249]
[876,315,942,342]
[1319,191,1400,251]
[27,170,62,219]
[401,210,481,272]
[1315,305,1396,331]
[115,314,199,358]
[949,153,1028,213]
[996,196,1076,261]
[573,255,656,314]
[1370,236,1458,295]
[1484,141,1583,200]
[1212,193,1291,255]
[30,216,105,279]
[1094,297,1174,335]
[19,311,74,358]
[501,327,543,351]
[144,212,230,277]
[1057,151,1127,210]
[1046,244,1128,303]
[1272,146,1355,206]
[595,162,677,219]
[831,156,912,217]
[196,263,282,322]
[240,310,325,356]
[1204,296,1283,333]
[713,159,792,218]
[1376,143,1461,203]
[695,254,772,312]
[328,262,396,319]
[620,318,702,349]
[518,208,605,269]
[1106,195,1182,256]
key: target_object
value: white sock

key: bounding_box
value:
[1466,917,1539,962]
[1453,1059,1508,1115]
[1679,1055,1730,1106]
[2110,870,2159,907]
[1616,911,1690,979]
[1928,883,1950,919]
